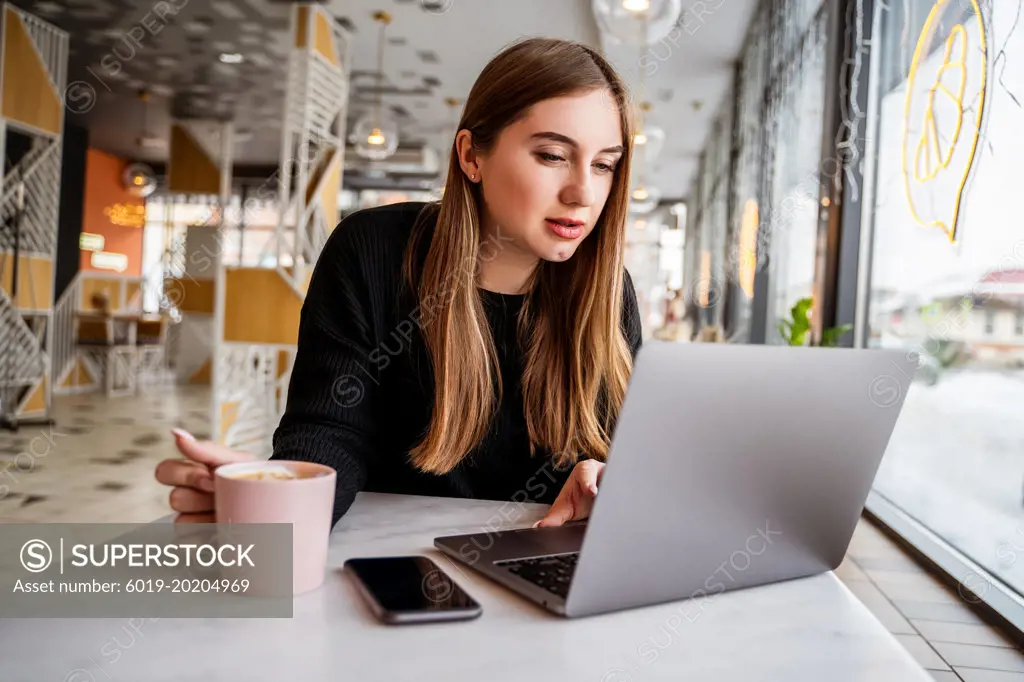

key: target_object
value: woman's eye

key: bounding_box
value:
[593,162,615,174]
[537,152,565,163]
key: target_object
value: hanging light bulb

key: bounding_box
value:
[634,102,668,163]
[354,11,399,161]
[123,89,157,197]
[638,125,666,160]
[123,163,157,198]
[630,99,662,214]
[630,185,662,214]
[591,0,683,46]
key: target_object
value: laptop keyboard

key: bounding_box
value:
[494,552,579,599]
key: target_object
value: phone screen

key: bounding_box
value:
[345,556,480,615]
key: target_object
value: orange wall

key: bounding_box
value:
[80,149,144,277]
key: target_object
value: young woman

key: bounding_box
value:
[155,37,643,530]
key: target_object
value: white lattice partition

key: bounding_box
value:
[215,343,296,456]
[212,265,305,449]
[211,4,349,452]
[0,4,67,422]
[51,273,82,394]
[273,3,351,294]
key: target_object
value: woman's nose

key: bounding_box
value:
[560,167,596,207]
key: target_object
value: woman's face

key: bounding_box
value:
[471,89,625,263]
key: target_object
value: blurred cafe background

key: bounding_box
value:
[0,0,1022,673]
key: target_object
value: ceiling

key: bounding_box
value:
[14,0,759,199]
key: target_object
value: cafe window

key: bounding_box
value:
[725,3,769,342]
[763,5,829,344]
[860,0,1024,617]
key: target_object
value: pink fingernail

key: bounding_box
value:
[171,428,195,442]
[589,484,599,496]
[532,520,542,528]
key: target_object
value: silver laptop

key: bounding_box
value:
[434,341,916,618]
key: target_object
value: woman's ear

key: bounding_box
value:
[455,129,481,183]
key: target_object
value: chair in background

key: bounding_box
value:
[75,292,139,398]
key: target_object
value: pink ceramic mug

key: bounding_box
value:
[214,460,336,595]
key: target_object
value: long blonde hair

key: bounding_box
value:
[404,37,636,474]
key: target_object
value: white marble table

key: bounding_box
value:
[1,493,931,681]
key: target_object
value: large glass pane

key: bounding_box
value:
[726,6,768,341]
[865,0,1024,593]
[764,7,829,343]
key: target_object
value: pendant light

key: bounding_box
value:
[629,15,660,214]
[634,101,666,164]
[354,11,399,160]
[123,89,157,198]
[592,0,683,46]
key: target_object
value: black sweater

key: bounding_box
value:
[270,202,643,526]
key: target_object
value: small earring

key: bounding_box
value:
[470,173,476,181]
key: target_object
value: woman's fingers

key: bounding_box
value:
[535,490,577,528]
[171,429,253,468]
[534,460,605,528]
[169,486,214,513]
[155,459,215,492]
[575,459,602,496]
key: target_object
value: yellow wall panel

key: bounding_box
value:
[319,155,342,230]
[2,8,61,135]
[223,269,303,345]
[125,282,143,309]
[80,277,123,311]
[18,378,46,415]
[61,358,96,388]
[168,277,216,314]
[0,254,52,310]
[314,10,339,66]
[295,7,309,48]
[220,401,240,435]
[277,350,291,379]
[168,124,221,195]
[189,358,212,384]
[305,148,337,205]
[59,364,75,389]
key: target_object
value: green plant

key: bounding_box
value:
[777,297,852,347]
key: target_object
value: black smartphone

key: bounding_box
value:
[344,556,483,624]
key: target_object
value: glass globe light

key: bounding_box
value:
[630,184,662,214]
[353,113,399,160]
[123,163,156,198]
[634,124,667,163]
[592,0,683,46]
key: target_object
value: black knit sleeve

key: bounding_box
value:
[271,219,379,527]
[622,269,643,359]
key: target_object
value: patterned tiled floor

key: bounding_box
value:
[0,387,1021,678]
[0,385,210,525]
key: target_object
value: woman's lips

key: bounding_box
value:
[545,219,583,239]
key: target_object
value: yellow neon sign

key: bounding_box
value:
[738,199,758,299]
[103,203,146,228]
[901,0,987,244]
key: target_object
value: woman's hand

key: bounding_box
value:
[154,429,255,523]
[534,460,605,528]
